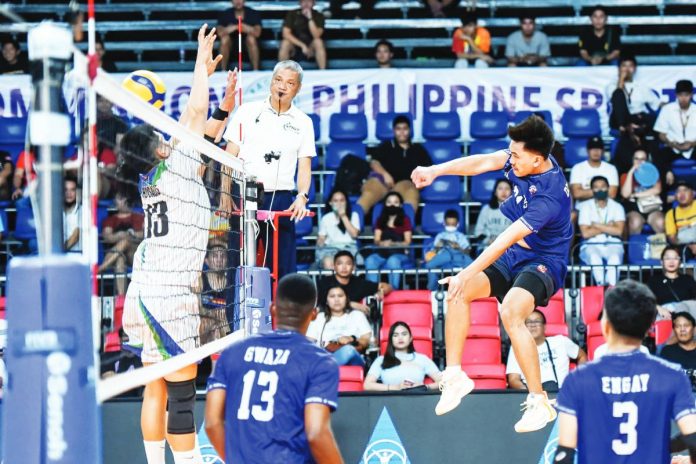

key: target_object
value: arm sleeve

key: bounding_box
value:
[568,165,582,185]
[350,211,361,231]
[504,34,515,57]
[474,206,489,237]
[577,203,591,226]
[358,278,379,299]
[610,27,621,51]
[606,166,619,186]
[611,201,626,222]
[456,232,470,249]
[352,311,373,338]
[206,351,230,391]
[506,349,522,375]
[520,194,559,233]
[298,116,317,158]
[672,370,696,421]
[366,357,384,380]
[422,356,441,378]
[477,28,491,54]
[306,355,340,411]
[306,319,322,342]
[312,12,326,29]
[318,214,330,237]
[665,209,677,236]
[653,109,669,135]
[417,145,433,166]
[563,336,580,359]
[282,11,293,29]
[539,33,551,57]
[556,371,579,416]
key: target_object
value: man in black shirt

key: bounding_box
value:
[218,0,263,71]
[0,38,29,75]
[661,312,696,389]
[357,115,432,213]
[577,5,621,66]
[317,250,391,316]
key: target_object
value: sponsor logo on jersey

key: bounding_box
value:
[537,264,547,274]
[529,185,537,195]
[360,407,411,464]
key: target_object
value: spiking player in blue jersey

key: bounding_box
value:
[412,115,572,432]
[205,274,344,464]
[554,280,696,464]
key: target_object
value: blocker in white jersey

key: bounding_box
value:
[123,138,211,363]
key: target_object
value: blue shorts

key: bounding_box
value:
[485,244,567,306]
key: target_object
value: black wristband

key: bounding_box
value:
[212,107,229,121]
[553,445,576,464]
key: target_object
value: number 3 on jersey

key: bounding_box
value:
[238,370,279,422]
[144,201,169,238]
[612,401,638,455]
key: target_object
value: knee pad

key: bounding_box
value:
[165,379,196,435]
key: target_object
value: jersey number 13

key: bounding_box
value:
[144,201,169,238]
[238,370,279,422]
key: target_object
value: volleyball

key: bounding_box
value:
[121,70,166,109]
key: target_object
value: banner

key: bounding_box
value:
[1,66,693,142]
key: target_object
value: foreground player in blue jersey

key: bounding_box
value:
[555,280,696,464]
[412,116,572,432]
[205,274,344,464]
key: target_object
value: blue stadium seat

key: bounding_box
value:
[372,202,416,229]
[421,176,462,202]
[470,170,505,203]
[422,112,461,140]
[421,203,464,236]
[312,147,321,170]
[423,141,462,164]
[511,110,553,129]
[324,142,366,170]
[0,117,28,161]
[351,203,365,231]
[97,207,110,230]
[673,164,696,186]
[375,112,413,141]
[329,113,367,141]
[0,208,8,235]
[469,139,508,155]
[309,113,320,141]
[295,215,314,237]
[469,111,508,139]
[627,234,660,266]
[561,109,601,138]
[14,199,36,240]
[563,138,591,167]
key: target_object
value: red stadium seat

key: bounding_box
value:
[653,319,673,346]
[536,289,565,323]
[545,323,569,337]
[581,285,605,325]
[338,366,365,392]
[464,364,507,390]
[379,325,433,359]
[469,297,500,339]
[461,337,501,364]
[382,290,433,331]
[104,330,121,353]
[587,334,606,360]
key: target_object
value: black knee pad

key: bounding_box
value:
[165,379,196,435]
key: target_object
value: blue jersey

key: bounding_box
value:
[207,330,340,464]
[557,350,696,464]
[499,151,573,259]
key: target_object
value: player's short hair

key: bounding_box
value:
[275,274,317,319]
[529,309,546,324]
[460,13,477,26]
[661,245,680,261]
[392,115,411,129]
[672,311,696,329]
[333,250,355,263]
[507,115,555,158]
[374,39,394,54]
[603,280,657,340]
[272,60,304,84]
[590,175,609,189]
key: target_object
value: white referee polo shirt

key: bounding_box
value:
[223,96,316,192]
[654,101,696,159]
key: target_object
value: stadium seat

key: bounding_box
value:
[561,109,601,138]
[627,234,660,266]
[580,285,605,326]
[375,112,413,141]
[14,199,36,240]
[653,319,673,346]
[324,141,366,170]
[372,202,416,230]
[338,365,364,392]
[587,335,606,360]
[382,290,433,331]
[673,163,696,187]
[545,323,569,337]
[379,325,433,359]
[423,141,462,164]
[420,176,462,202]
[536,289,565,323]
[468,139,508,155]
[470,170,505,203]
[422,112,461,140]
[511,110,553,129]
[464,364,507,390]
[563,138,591,167]
[104,331,121,353]
[461,337,501,364]
[329,113,367,141]
[0,117,28,161]
[309,113,320,141]
[469,111,508,139]
[295,215,313,238]
[468,297,501,339]
[420,203,463,236]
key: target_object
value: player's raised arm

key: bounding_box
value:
[304,404,344,464]
[178,24,216,136]
[411,150,508,188]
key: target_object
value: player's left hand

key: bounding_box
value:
[286,197,309,222]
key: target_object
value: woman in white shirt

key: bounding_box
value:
[364,322,441,391]
[306,285,372,366]
[473,179,513,255]
[315,189,361,269]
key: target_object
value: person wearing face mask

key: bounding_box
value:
[577,176,626,286]
[364,192,413,290]
[315,189,361,270]
[425,209,472,291]
[620,148,665,235]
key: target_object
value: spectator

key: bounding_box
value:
[0,150,13,201]
[279,0,327,70]
[357,115,432,213]
[425,209,472,291]
[95,38,117,72]
[505,16,550,67]
[63,176,81,253]
[217,0,262,71]
[452,14,493,69]
[364,321,442,391]
[660,312,696,377]
[569,136,619,206]
[577,5,620,66]
[473,178,513,254]
[577,175,626,286]
[0,38,29,75]
[12,147,36,200]
[647,246,696,320]
[97,193,144,295]
[97,96,127,198]
[317,250,391,317]
[306,285,372,366]
[654,80,696,188]
[608,55,662,174]
[316,189,361,270]
[507,310,587,391]
[424,0,459,18]
[374,39,394,69]
[665,181,696,260]
[364,192,413,290]
[200,240,230,344]
[620,148,665,235]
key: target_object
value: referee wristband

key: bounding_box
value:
[212,107,229,121]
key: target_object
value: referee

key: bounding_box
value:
[222,60,315,279]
